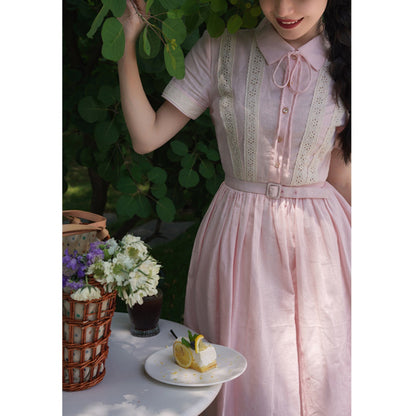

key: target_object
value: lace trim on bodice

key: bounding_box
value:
[244,38,265,182]
[290,62,332,185]
[218,32,243,180]
[308,100,346,183]
[218,33,265,182]
[218,34,344,186]
[244,39,265,182]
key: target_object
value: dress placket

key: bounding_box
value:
[274,87,292,182]
[273,52,313,182]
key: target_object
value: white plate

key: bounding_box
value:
[144,344,247,387]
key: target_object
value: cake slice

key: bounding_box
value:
[173,331,217,372]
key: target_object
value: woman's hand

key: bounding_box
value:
[119,0,149,43]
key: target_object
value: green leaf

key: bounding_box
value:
[170,140,188,156]
[97,161,117,182]
[167,9,184,19]
[199,4,211,23]
[116,174,137,193]
[97,85,118,106]
[129,164,144,182]
[196,142,208,153]
[151,183,167,198]
[250,5,263,17]
[206,148,220,161]
[199,160,215,179]
[139,26,161,59]
[180,153,195,169]
[242,10,258,29]
[182,28,200,50]
[210,0,228,14]
[136,194,152,218]
[167,148,181,162]
[146,0,155,14]
[156,197,176,222]
[181,0,200,16]
[179,168,199,188]
[159,0,183,9]
[78,96,107,123]
[148,0,165,16]
[103,0,126,17]
[148,167,168,184]
[132,154,153,173]
[227,14,243,34]
[181,337,191,348]
[184,13,201,35]
[142,26,151,56]
[162,18,187,45]
[116,194,139,219]
[87,4,110,39]
[94,121,119,149]
[207,13,225,38]
[101,17,125,61]
[164,43,185,79]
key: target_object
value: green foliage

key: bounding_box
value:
[63,0,261,233]
[87,0,262,78]
[101,17,125,61]
[150,222,200,322]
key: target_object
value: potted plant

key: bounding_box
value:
[87,234,163,337]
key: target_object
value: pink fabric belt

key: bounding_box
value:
[224,176,330,199]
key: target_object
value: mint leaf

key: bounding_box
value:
[181,337,191,348]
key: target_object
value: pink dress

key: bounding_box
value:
[162,18,351,416]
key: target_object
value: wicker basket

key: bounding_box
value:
[63,281,117,391]
[63,210,109,255]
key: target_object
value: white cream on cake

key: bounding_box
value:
[188,339,216,369]
[173,333,217,372]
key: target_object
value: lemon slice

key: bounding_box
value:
[194,334,205,354]
[173,340,192,368]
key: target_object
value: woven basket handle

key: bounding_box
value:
[62,210,109,240]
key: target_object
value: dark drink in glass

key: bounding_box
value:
[127,289,163,337]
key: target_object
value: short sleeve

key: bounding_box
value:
[162,31,213,120]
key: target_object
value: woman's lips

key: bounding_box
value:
[276,17,304,29]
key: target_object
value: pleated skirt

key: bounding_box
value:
[184,180,351,416]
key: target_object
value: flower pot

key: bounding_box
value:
[127,289,163,337]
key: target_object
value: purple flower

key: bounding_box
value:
[77,267,86,278]
[85,247,104,266]
[63,249,79,271]
[66,279,85,291]
[62,241,107,291]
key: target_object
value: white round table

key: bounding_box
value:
[63,312,222,416]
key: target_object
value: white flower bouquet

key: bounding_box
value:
[87,234,162,307]
[63,234,162,307]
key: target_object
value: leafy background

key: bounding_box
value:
[63,0,262,321]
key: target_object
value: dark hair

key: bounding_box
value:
[323,0,351,163]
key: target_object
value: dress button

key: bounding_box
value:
[282,107,289,114]
[277,136,283,143]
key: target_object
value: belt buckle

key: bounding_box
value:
[266,183,281,199]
